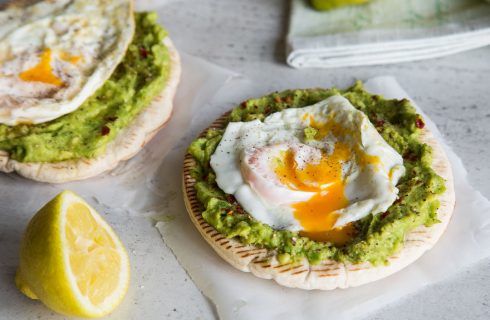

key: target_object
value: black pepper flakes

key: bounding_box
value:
[403,151,418,162]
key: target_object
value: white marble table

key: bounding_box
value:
[157,1,490,319]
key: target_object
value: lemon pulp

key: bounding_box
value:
[65,202,122,307]
[15,191,130,318]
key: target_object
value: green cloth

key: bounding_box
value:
[287,0,490,68]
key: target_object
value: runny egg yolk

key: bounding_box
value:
[274,143,352,244]
[19,49,64,86]
[304,113,344,140]
[59,51,82,64]
[306,113,381,170]
[272,114,382,245]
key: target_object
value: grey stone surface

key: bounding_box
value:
[157,0,490,319]
[1,0,488,319]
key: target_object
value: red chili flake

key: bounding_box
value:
[415,117,425,129]
[375,119,385,127]
[139,46,149,59]
[394,196,404,205]
[273,96,281,103]
[101,125,110,136]
[235,206,246,214]
[226,194,237,203]
[381,212,389,219]
[240,102,247,109]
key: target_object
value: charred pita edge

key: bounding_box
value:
[182,109,455,290]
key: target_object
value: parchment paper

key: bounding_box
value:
[0,54,235,320]
[1,50,489,320]
[155,75,490,320]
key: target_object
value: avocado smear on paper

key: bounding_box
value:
[0,12,171,163]
[188,82,446,266]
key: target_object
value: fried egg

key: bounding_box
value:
[211,96,405,243]
[0,0,134,125]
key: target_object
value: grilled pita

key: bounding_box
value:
[0,38,181,183]
[182,111,455,290]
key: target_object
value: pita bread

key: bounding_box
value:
[182,110,455,290]
[0,37,181,183]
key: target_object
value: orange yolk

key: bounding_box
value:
[299,224,356,245]
[274,143,352,244]
[19,49,63,86]
[305,113,381,169]
[273,113,382,245]
[304,113,349,140]
[59,51,82,64]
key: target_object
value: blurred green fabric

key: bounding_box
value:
[287,0,490,68]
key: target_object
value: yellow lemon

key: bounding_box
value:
[15,190,130,318]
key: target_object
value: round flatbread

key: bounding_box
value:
[0,38,181,183]
[182,109,455,290]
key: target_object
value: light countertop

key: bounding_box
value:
[1,1,489,319]
[158,1,490,319]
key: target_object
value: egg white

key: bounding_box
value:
[0,0,134,125]
[210,95,405,231]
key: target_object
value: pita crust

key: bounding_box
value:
[0,37,181,183]
[182,112,455,290]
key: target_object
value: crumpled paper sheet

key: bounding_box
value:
[0,54,234,320]
[155,75,490,320]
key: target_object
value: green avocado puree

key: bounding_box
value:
[187,82,446,266]
[0,12,171,163]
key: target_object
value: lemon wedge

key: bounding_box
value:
[15,190,130,318]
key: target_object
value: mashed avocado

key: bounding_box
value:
[188,82,446,266]
[0,12,170,163]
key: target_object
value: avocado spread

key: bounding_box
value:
[188,82,446,266]
[0,12,171,163]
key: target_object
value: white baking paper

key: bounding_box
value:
[0,54,235,320]
[1,55,490,320]
[155,75,490,320]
